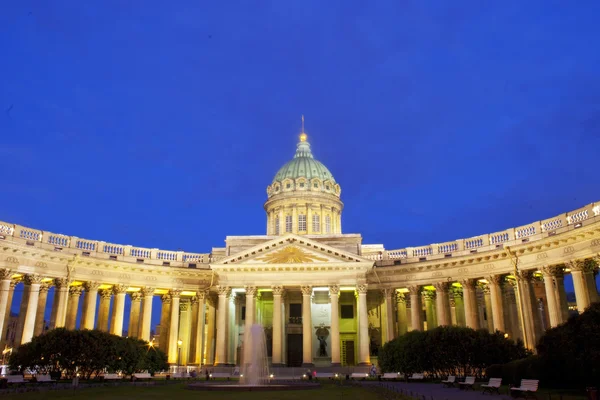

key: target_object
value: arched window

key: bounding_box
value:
[285,215,293,233]
[325,215,331,234]
[275,216,280,235]
[312,214,320,233]
[298,214,307,232]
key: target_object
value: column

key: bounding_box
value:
[205,294,216,365]
[357,283,370,365]
[516,271,539,349]
[53,278,69,328]
[167,289,181,364]
[505,280,523,342]
[329,285,340,366]
[21,274,42,344]
[34,283,50,336]
[461,279,479,329]
[139,287,154,342]
[243,286,256,364]
[159,294,171,353]
[487,275,505,333]
[177,300,191,366]
[128,292,142,338]
[541,266,560,328]
[65,286,83,330]
[81,282,100,330]
[292,205,298,233]
[192,291,206,365]
[301,285,313,366]
[451,287,466,326]
[307,206,313,235]
[408,285,422,331]
[381,288,395,342]
[97,289,112,332]
[433,282,451,326]
[0,269,12,341]
[1,279,17,348]
[272,286,285,366]
[553,267,570,324]
[423,290,437,330]
[481,284,494,332]
[569,260,595,314]
[110,284,127,336]
[214,286,230,366]
[14,281,31,346]
[396,293,408,335]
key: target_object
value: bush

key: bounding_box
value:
[9,328,167,379]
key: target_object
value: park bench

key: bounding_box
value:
[351,372,369,380]
[408,373,424,381]
[382,372,402,380]
[458,376,476,390]
[510,379,539,398]
[103,373,121,381]
[315,372,337,380]
[5,375,26,386]
[441,375,456,387]
[209,372,232,380]
[35,374,56,384]
[132,373,152,380]
[481,377,502,394]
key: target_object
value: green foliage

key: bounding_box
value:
[536,302,600,388]
[486,355,542,385]
[8,328,168,379]
[378,326,529,377]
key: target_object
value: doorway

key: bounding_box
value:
[342,340,355,366]
[287,334,302,367]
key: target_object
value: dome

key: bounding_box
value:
[272,136,336,184]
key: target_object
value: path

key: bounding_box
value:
[363,381,513,400]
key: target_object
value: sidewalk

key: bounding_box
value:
[364,381,513,400]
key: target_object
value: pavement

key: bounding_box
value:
[363,381,514,400]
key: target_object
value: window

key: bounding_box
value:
[341,305,354,319]
[326,185,330,190]
[312,214,320,232]
[275,217,280,235]
[241,306,246,321]
[298,214,306,231]
[325,215,331,233]
[285,215,292,233]
[313,182,319,189]
[299,182,305,188]
[286,183,291,189]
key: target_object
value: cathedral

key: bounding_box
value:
[0,130,599,369]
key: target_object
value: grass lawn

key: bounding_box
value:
[1,382,410,400]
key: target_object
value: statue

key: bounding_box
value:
[317,336,328,357]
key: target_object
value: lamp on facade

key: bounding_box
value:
[177,339,183,373]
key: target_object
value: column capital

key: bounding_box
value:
[112,284,127,295]
[433,282,449,292]
[10,279,20,289]
[486,274,505,285]
[328,285,340,296]
[357,283,368,294]
[0,268,11,280]
[24,273,43,285]
[194,289,207,300]
[450,286,463,298]
[179,301,190,312]
[99,289,113,299]
[129,292,142,302]
[83,281,101,291]
[422,290,436,300]
[272,286,285,296]
[169,289,182,299]
[161,294,172,304]
[301,285,312,295]
[408,285,421,296]
[216,285,231,297]
[479,283,491,295]
[68,286,84,296]
[541,265,565,278]
[39,282,51,293]
[516,270,535,282]
[54,277,70,289]
[245,286,257,296]
[568,259,596,273]
[380,287,394,298]
[141,287,155,297]
[206,293,218,307]
[395,292,407,304]
[460,278,477,289]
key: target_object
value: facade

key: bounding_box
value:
[0,133,599,368]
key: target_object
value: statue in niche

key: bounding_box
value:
[318,336,328,357]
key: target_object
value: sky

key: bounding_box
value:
[1,1,599,332]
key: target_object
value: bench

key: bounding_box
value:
[382,372,402,380]
[35,374,56,384]
[481,377,502,394]
[103,373,121,381]
[408,373,424,381]
[351,372,369,380]
[5,375,26,385]
[315,373,337,380]
[510,379,539,398]
[209,372,232,380]
[441,375,456,387]
[133,373,152,380]
[458,376,476,390]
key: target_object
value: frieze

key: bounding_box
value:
[5,257,18,264]
[563,246,575,255]
[591,239,600,247]
[34,261,48,269]
[432,271,443,278]
[536,252,548,260]
[483,263,495,271]
[457,267,468,274]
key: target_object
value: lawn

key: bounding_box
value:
[1,381,409,400]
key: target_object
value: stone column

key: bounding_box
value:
[97,289,112,332]
[81,282,100,330]
[451,287,465,326]
[205,294,216,365]
[569,260,596,314]
[486,275,505,333]
[329,285,340,366]
[15,280,33,346]
[139,287,154,342]
[110,284,127,336]
[301,285,313,366]
[434,282,451,326]
[0,269,12,342]
[21,274,43,344]
[66,286,83,330]
[516,271,539,349]
[423,290,437,330]
[34,283,51,336]
[357,284,370,365]
[1,279,17,347]
[272,286,285,366]
[128,292,142,338]
[481,284,494,332]
[168,289,182,364]
[461,279,479,329]
[551,266,569,323]
[541,266,561,328]
[381,288,395,342]
[396,293,408,335]
[214,286,230,366]
[243,286,256,364]
[159,294,171,353]
[53,278,70,328]
[192,291,206,365]
[408,285,422,331]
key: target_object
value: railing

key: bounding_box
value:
[288,317,302,324]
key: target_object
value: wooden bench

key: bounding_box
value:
[458,376,476,390]
[133,373,152,380]
[209,372,232,380]
[510,379,539,398]
[351,372,369,380]
[408,373,424,381]
[5,375,26,386]
[382,372,402,380]
[103,373,121,381]
[481,377,502,394]
[35,374,56,384]
[441,375,456,387]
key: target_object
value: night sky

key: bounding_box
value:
[1,1,598,331]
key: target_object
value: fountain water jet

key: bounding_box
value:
[240,324,270,386]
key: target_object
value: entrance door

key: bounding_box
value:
[287,334,302,367]
[342,340,355,366]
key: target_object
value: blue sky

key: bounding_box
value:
[1,1,598,331]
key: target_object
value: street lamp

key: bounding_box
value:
[177,340,183,374]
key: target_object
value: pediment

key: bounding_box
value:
[215,234,371,266]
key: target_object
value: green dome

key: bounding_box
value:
[272,137,336,184]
